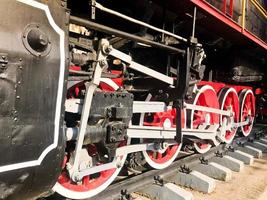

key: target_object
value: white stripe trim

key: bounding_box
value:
[0,0,65,173]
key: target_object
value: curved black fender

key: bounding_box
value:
[0,0,68,199]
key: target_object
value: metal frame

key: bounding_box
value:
[65,100,167,115]
[70,113,252,180]
[76,143,156,180]
[65,39,255,182]
[68,39,109,180]
[65,118,250,141]
[65,100,233,121]
[133,101,167,113]
[109,48,175,85]
[185,103,231,116]
[62,1,261,185]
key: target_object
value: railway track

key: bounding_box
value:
[90,146,224,200]
[46,124,267,200]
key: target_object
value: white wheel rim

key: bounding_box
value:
[142,144,182,169]
[53,79,128,199]
[239,89,255,137]
[140,94,184,169]
[218,87,239,144]
[53,155,127,199]
[190,85,217,129]
[190,85,216,153]
[193,142,212,154]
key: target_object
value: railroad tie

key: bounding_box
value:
[227,150,254,165]
[210,155,244,172]
[173,170,216,193]
[138,183,193,200]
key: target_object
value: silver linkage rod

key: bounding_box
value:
[95,2,188,43]
[192,7,197,38]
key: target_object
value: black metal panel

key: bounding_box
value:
[0,0,68,199]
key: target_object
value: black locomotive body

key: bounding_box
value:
[0,1,68,199]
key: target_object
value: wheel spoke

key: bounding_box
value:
[218,87,239,143]
[54,80,128,199]
[157,153,163,159]
[240,89,255,137]
[190,85,220,153]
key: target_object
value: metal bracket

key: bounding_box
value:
[247,137,254,143]
[254,132,263,140]
[154,175,164,186]
[215,151,223,158]
[236,141,245,147]
[226,146,235,152]
[258,131,265,138]
[199,156,209,165]
[120,189,132,200]
[232,118,250,128]
[0,54,8,65]
[179,165,192,174]
[0,53,8,72]
[174,47,190,144]
[68,39,109,181]
[108,47,174,85]
[90,0,96,20]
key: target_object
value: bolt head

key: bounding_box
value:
[116,161,122,168]
[73,173,80,182]
[66,162,72,170]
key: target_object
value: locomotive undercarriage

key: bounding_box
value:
[53,10,256,198]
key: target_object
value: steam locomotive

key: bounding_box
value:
[0,0,266,199]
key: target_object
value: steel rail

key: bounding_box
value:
[88,144,225,200]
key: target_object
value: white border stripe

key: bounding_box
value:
[0,0,65,173]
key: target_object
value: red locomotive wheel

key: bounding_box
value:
[193,141,212,154]
[218,87,240,143]
[239,89,255,137]
[190,85,220,154]
[54,141,127,199]
[53,79,128,199]
[141,104,185,169]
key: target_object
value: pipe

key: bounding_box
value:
[95,2,188,43]
[66,126,105,144]
[192,7,197,38]
[70,16,185,55]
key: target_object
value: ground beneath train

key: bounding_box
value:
[191,154,267,200]
[132,154,267,200]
